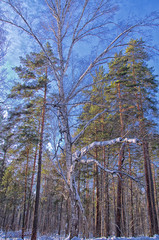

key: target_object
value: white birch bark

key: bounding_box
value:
[72,137,139,163]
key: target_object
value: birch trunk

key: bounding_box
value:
[60,105,79,238]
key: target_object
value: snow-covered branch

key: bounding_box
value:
[72,137,140,162]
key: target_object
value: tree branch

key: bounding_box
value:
[72,137,140,161]
[79,157,141,183]
[66,24,139,102]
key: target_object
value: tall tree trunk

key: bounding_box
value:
[69,190,79,238]
[59,101,79,238]
[66,197,70,236]
[121,186,126,236]
[152,163,159,222]
[112,176,116,234]
[133,62,158,235]
[11,205,16,231]
[116,143,125,237]
[77,167,81,234]
[85,166,90,237]
[22,146,29,239]
[25,127,40,230]
[104,147,110,237]
[93,164,96,237]
[116,82,125,237]
[58,195,64,235]
[128,146,135,236]
[31,81,47,240]
[95,147,101,237]
[143,141,158,235]
[138,92,158,235]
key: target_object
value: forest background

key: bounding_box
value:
[0,0,159,240]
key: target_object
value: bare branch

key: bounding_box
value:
[63,0,117,74]
[66,24,139,102]
[45,0,58,20]
[2,1,62,83]
[0,19,31,35]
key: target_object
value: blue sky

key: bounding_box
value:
[2,0,159,82]
[118,0,159,18]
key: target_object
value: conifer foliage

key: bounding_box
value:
[74,39,159,237]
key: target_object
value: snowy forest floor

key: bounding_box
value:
[0,231,159,240]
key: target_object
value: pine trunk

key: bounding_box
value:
[58,195,64,235]
[116,82,125,237]
[152,163,159,221]
[11,205,16,231]
[104,147,110,237]
[128,146,135,236]
[112,177,116,234]
[143,141,158,235]
[85,167,90,237]
[95,147,101,237]
[116,143,125,237]
[132,58,158,235]
[31,81,47,240]
[25,125,39,230]
[22,146,29,239]
[93,165,96,237]
[121,186,126,236]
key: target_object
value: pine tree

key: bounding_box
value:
[106,39,158,236]
[107,51,130,237]
[125,38,158,235]
[7,43,56,239]
[75,67,119,237]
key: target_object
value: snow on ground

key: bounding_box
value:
[0,231,159,240]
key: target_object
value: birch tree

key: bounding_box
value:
[1,0,159,238]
